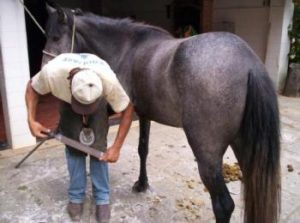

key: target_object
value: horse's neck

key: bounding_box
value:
[77,17,173,93]
[78,22,127,68]
[78,17,172,66]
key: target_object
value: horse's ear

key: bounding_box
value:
[45,0,67,24]
[46,3,56,14]
[57,8,68,24]
[45,0,59,13]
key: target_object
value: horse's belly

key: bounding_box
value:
[134,97,182,127]
[132,39,183,126]
[132,76,182,127]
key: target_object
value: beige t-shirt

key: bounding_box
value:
[31,53,130,113]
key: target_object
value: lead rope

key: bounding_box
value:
[42,50,57,58]
[70,14,76,53]
[18,0,47,36]
[18,0,77,57]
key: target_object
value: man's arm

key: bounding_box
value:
[100,102,134,163]
[25,81,50,138]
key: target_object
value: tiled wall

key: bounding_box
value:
[0,0,36,148]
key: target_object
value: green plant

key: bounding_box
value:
[289,1,300,63]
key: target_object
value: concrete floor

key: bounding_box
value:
[0,96,299,223]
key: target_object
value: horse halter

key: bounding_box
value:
[42,11,77,58]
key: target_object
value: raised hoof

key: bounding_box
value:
[132,180,149,193]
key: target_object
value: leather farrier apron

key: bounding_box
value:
[58,99,109,156]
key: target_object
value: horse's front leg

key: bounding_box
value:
[132,117,151,192]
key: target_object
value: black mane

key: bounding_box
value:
[75,10,172,37]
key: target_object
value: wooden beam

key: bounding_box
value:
[201,0,214,33]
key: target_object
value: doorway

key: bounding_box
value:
[172,0,201,37]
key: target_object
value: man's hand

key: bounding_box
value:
[26,80,50,138]
[99,145,121,163]
[99,103,134,163]
[28,120,50,138]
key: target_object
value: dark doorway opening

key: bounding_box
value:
[24,0,47,78]
[172,0,201,37]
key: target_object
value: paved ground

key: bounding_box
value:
[0,96,299,223]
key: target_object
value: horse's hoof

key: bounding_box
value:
[132,180,149,193]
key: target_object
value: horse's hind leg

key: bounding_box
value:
[184,127,234,223]
[132,117,151,192]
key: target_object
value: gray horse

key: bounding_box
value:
[42,4,281,223]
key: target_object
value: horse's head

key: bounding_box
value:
[42,3,81,65]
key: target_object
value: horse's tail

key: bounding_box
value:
[239,69,281,223]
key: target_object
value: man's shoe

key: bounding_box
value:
[67,202,83,222]
[96,204,111,223]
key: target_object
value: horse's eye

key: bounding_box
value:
[53,36,60,42]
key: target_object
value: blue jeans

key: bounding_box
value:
[65,147,109,205]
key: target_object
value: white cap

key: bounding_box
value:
[71,69,103,114]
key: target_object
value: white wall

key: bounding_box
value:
[265,0,294,91]
[0,0,35,148]
[278,0,294,91]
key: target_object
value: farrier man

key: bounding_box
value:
[25,53,134,223]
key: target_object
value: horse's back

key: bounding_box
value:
[174,32,263,103]
[174,32,261,83]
